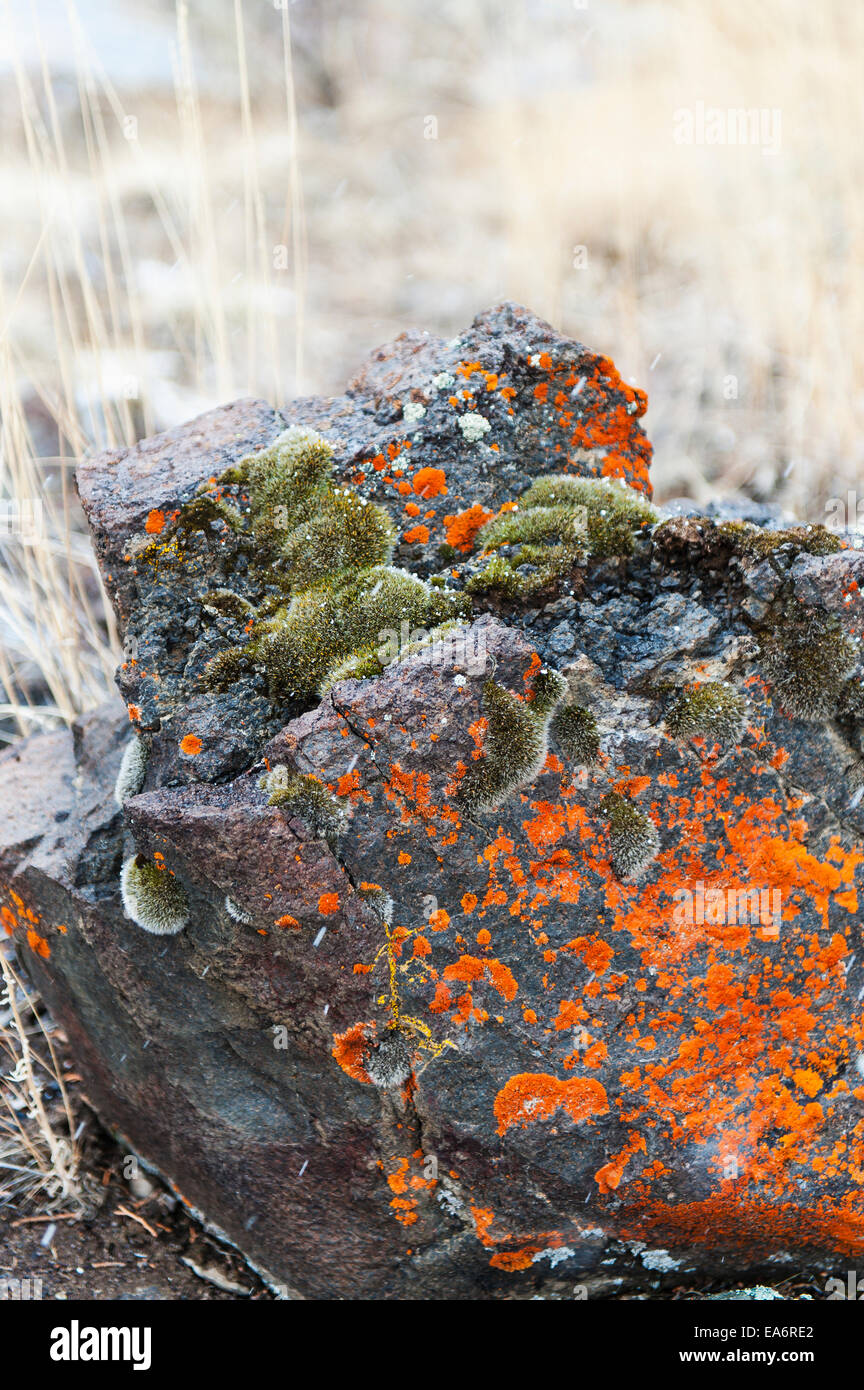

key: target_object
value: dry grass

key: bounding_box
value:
[0,945,81,1211]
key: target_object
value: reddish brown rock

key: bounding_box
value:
[3,306,864,1299]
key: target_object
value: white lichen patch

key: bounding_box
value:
[532,1246,576,1268]
[457,412,491,444]
[431,371,454,391]
[402,400,426,424]
[640,1248,680,1272]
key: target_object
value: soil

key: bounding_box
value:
[0,1123,275,1301]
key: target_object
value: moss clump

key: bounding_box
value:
[173,494,241,537]
[364,1027,414,1090]
[759,606,858,721]
[225,896,253,925]
[598,794,659,881]
[458,668,566,814]
[521,475,656,558]
[716,520,843,559]
[260,765,346,842]
[240,566,469,701]
[202,588,255,620]
[120,855,189,936]
[114,735,150,806]
[465,476,656,597]
[226,426,333,548]
[665,682,746,746]
[552,703,600,763]
[195,425,468,701]
[277,487,395,588]
[464,554,525,598]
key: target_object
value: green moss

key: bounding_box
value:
[598,793,659,881]
[173,494,241,536]
[260,764,346,842]
[120,855,189,936]
[240,566,469,701]
[458,668,566,814]
[759,605,858,721]
[552,703,600,763]
[321,647,387,690]
[277,487,395,588]
[716,520,844,559]
[191,424,472,702]
[201,648,251,691]
[665,682,746,746]
[464,475,656,596]
[838,676,864,722]
[464,554,524,598]
[522,475,656,557]
[238,426,333,544]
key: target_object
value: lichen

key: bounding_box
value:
[114,735,150,806]
[598,793,659,881]
[665,682,746,747]
[459,667,566,814]
[552,703,600,763]
[120,855,189,935]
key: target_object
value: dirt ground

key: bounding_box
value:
[0,1125,274,1301]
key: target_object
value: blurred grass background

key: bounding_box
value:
[1,0,863,736]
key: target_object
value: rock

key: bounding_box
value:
[3,304,864,1300]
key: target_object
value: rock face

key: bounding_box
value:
[3,303,864,1299]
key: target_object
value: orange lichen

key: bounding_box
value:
[145,508,166,535]
[494,1073,609,1135]
[443,504,494,552]
[404,525,430,544]
[180,734,202,756]
[412,467,447,499]
[332,1022,373,1083]
[318,893,340,915]
[26,929,50,959]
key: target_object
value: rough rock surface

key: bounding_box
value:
[3,303,864,1299]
